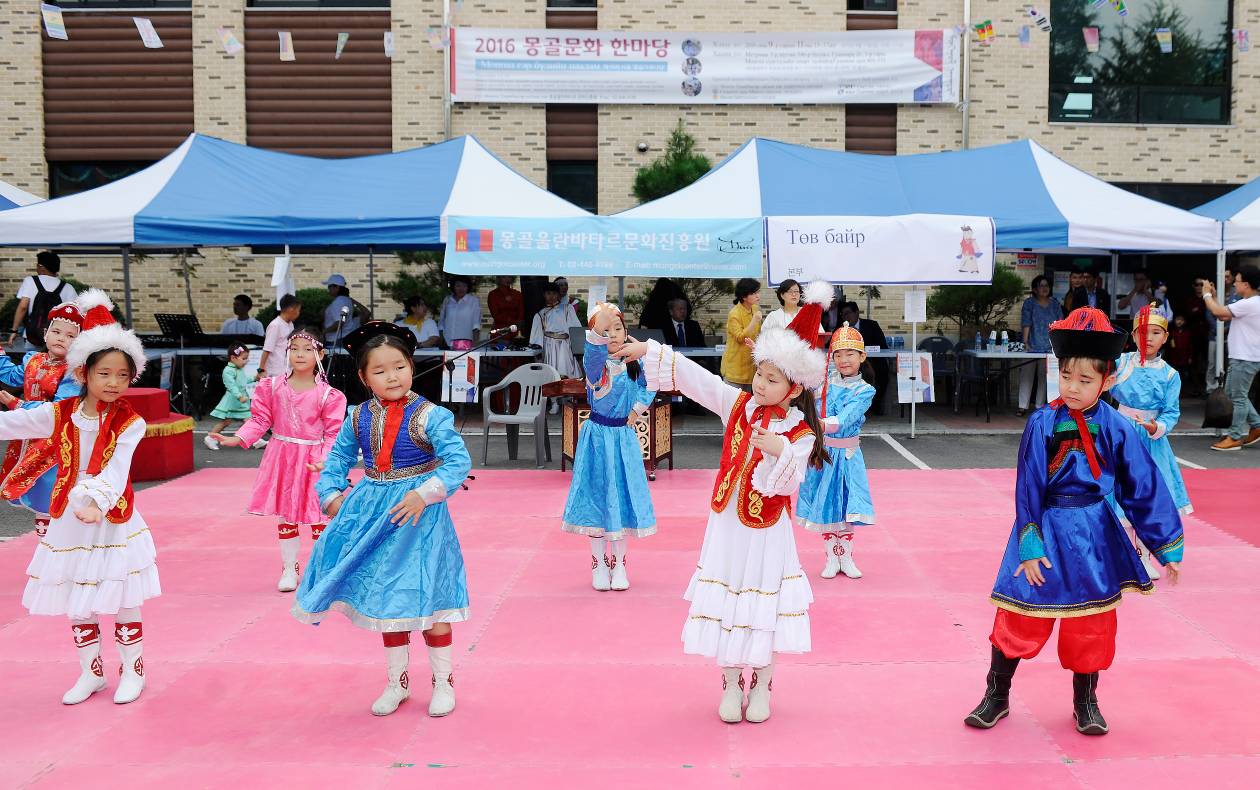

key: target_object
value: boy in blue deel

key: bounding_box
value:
[965,307,1184,736]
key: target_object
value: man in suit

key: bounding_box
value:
[841,301,889,415]
[1081,270,1112,315]
[662,298,706,347]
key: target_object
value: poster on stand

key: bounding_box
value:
[1046,355,1060,402]
[897,352,934,404]
[452,27,960,105]
[442,352,481,403]
[766,214,994,286]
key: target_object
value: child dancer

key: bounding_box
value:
[965,307,1184,736]
[210,331,347,592]
[796,323,875,579]
[616,280,834,724]
[293,321,471,718]
[0,290,158,705]
[0,301,84,536]
[1109,302,1193,581]
[561,302,656,591]
[205,343,255,450]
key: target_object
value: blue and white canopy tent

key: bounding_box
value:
[0,180,41,211]
[0,133,591,321]
[1194,176,1260,252]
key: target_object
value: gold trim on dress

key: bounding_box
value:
[363,459,441,481]
[38,527,151,553]
[291,601,469,633]
[990,581,1154,619]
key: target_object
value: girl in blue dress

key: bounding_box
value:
[965,307,1184,737]
[796,323,875,579]
[562,302,657,592]
[294,322,471,719]
[1108,303,1192,581]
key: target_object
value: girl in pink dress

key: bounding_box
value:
[211,330,347,592]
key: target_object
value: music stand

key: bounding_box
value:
[154,314,205,415]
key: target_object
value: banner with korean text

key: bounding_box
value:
[766,215,996,286]
[444,216,763,278]
[452,27,961,105]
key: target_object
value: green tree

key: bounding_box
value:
[926,263,1025,338]
[631,119,711,204]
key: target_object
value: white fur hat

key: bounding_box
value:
[65,289,147,383]
[752,280,833,389]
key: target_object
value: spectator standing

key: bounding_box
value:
[1061,270,1086,315]
[1081,271,1111,315]
[1204,264,1260,451]
[1018,275,1062,416]
[9,251,76,351]
[1205,268,1239,392]
[322,274,367,346]
[397,296,440,348]
[438,276,482,350]
[840,300,889,416]
[221,294,265,336]
[487,275,524,334]
[762,279,802,333]
[1118,270,1154,315]
[259,294,301,379]
[719,278,762,390]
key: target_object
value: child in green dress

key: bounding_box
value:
[205,344,257,449]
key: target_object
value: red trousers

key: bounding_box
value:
[990,608,1118,673]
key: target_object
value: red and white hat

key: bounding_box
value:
[47,301,84,330]
[752,280,834,389]
[65,289,146,383]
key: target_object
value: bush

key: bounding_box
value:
[256,287,335,335]
[927,263,1026,338]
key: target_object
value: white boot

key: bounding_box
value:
[371,645,411,716]
[278,528,300,592]
[428,645,456,717]
[63,622,107,705]
[591,554,612,591]
[835,532,863,579]
[608,540,629,591]
[719,668,745,723]
[745,664,774,723]
[113,622,145,704]
[821,535,842,579]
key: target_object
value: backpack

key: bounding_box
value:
[25,277,67,348]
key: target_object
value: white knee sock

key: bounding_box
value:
[589,536,606,559]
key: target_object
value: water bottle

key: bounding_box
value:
[1000,330,1009,351]
[975,330,982,350]
[988,330,997,351]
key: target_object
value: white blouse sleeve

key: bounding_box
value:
[0,402,57,441]
[750,430,812,498]
[70,417,146,514]
[640,339,742,421]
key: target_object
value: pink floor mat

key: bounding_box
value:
[0,467,1256,788]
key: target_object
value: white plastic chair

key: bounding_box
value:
[481,362,560,468]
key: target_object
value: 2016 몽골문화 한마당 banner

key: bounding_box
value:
[444,217,764,279]
[766,215,995,286]
[451,27,960,105]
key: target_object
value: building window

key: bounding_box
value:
[246,1,389,7]
[1049,1,1232,125]
[49,162,151,199]
[53,2,191,7]
[547,162,597,214]
[547,1,597,8]
[848,1,896,10]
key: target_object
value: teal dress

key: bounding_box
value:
[796,370,876,530]
[210,364,253,420]
[293,393,472,632]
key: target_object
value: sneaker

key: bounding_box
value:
[1211,437,1244,452]
[1244,427,1260,447]
[203,434,220,450]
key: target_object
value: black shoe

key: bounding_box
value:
[1072,672,1109,735]
[964,646,1020,729]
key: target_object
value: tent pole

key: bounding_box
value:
[443,0,452,140]
[368,245,376,319]
[961,0,972,149]
[617,276,625,306]
[1216,247,1226,385]
[121,245,133,327]
[910,317,918,439]
[1109,252,1119,320]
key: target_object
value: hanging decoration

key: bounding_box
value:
[335,32,349,59]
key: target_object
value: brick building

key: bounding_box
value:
[1,1,1256,334]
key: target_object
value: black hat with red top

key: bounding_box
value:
[1048,307,1126,363]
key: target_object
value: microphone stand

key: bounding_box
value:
[332,309,350,389]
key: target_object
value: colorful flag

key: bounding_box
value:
[453,229,493,253]
[335,32,349,59]
[133,17,163,49]
[974,20,994,44]
[1110,0,1128,17]
[279,31,295,61]
[217,27,243,56]
[40,4,67,41]
[383,31,394,59]
[1154,28,1172,54]
[1083,27,1100,53]
[1019,26,1031,47]
[1235,29,1250,53]
[1028,8,1052,33]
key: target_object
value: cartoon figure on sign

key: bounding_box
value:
[957,225,983,274]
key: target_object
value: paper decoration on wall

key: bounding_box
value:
[40,4,68,41]
[335,32,349,59]
[217,27,243,56]
[1027,8,1051,33]
[1091,0,1105,7]
[384,31,394,58]
[1083,27,1100,53]
[1234,29,1250,53]
[1154,28,1173,54]
[427,25,448,51]
[279,31,295,61]
[1110,0,1128,17]
[1019,26,1031,47]
[133,18,163,49]
[973,20,995,45]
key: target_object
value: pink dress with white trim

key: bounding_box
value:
[235,376,347,526]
